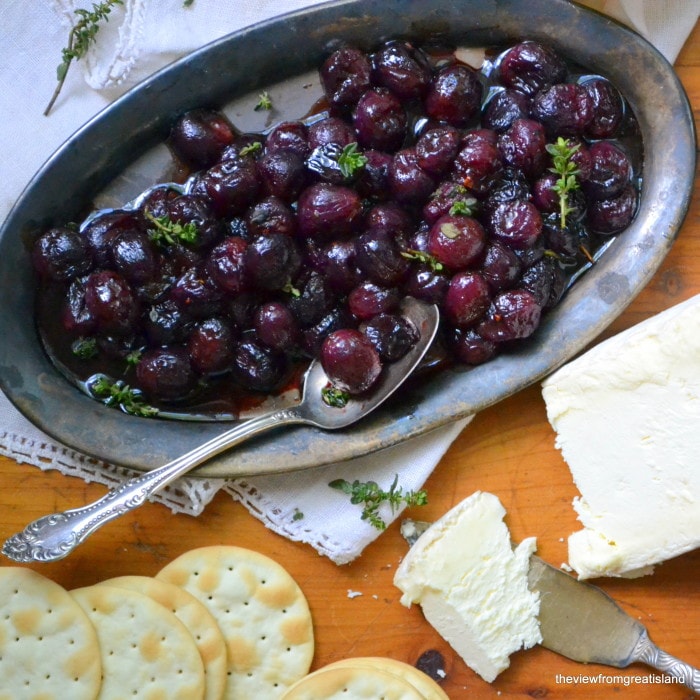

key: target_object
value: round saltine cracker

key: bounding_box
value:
[0,567,102,700]
[71,583,205,700]
[156,545,314,700]
[323,657,449,700]
[100,575,227,700]
[280,664,426,699]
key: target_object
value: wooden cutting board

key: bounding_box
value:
[0,21,698,700]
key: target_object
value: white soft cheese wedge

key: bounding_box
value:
[394,491,541,683]
[542,294,700,579]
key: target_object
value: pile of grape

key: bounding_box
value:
[31,38,639,415]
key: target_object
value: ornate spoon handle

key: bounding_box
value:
[2,408,302,563]
[631,629,700,692]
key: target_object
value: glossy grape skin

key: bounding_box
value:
[136,346,198,401]
[480,240,522,293]
[168,109,237,170]
[84,270,139,335]
[265,121,310,157]
[82,211,143,268]
[169,265,224,319]
[296,183,364,241]
[231,336,287,392]
[452,130,503,195]
[312,239,362,294]
[245,234,302,292]
[321,328,382,394]
[482,89,531,132]
[253,301,300,352]
[497,118,547,180]
[143,299,194,346]
[245,196,297,238]
[206,237,249,295]
[581,141,632,201]
[353,88,408,152]
[166,194,224,250]
[582,77,624,139]
[443,271,491,328]
[449,327,497,365]
[403,265,449,305]
[307,117,356,150]
[355,149,393,199]
[388,148,437,205]
[190,158,261,217]
[288,270,336,327]
[32,227,93,282]
[257,149,307,203]
[187,317,236,375]
[319,46,372,107]
[497,41,567,96]
[371,40,432,99]
[354,227,411,286]
[62,276,96,335]
[107,230,158,285]
[347,281,400,320]
[427,214,487,271]
[361,312,419,361]
[477,288,542,342]
[486,199,543,251]
[424,64,483,127]
[415,125,461,176]
[530,83,594,136]
[586,183,638,234]
[300,306,355,357]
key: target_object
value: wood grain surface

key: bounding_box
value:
[1,20,699,700]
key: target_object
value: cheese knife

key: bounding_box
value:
[401,519,700,692]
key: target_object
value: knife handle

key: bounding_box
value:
[632,629,700,692]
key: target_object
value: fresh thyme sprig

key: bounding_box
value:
[145,211,198,247]
[71,336,98,359]
[321,385,350,408]
[329,475,428,531]
[337,142,368,178]
[400,248,444,272]
[90,376,158,417]
[546,137,581,229]
[45,0,124,116]
[254,91,273,111]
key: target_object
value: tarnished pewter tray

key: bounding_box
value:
[0,0,694,477]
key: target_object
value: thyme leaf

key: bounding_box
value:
[337,142,368,178]
[90,376,158,417]
[254,91,273,111]
[321,385,350,408]
[400,248,444,272]
[45,0,124,116]
[145,211,198,246]
[71,337,98,359]
[329,475,428,531]
[546,137,581,229]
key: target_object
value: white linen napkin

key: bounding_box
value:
[0,0,696,564]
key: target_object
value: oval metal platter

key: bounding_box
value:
[0,0,695,477]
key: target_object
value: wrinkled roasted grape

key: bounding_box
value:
[169,265,223,319]
[361,312,419,360]
[582,77,624,139]
[449,327,497,365]
[424,64,483,127]
[477,288,542,342]
[530,83,594,136]
[144,298,194,346]
[168,109,237,170]
[353,87,407,152]
[486,199,543,251]
[231,336,286,392]
[321,328,382,394]
[165,194,224,250]
[82,211,143,267]
[254,301,300,352]
[372,40,432,99]
[265,121,310,157]
[32,226,93,282]
[482,89,531,132]
[301,306,354,357]
[347,281,400,320]
[354,228,411,286]
[296,183,363,241]
[188,317,235,375]
[452,130,503,195]
[481,240,522,292]
[62,276,96,335]
[84,270,139,335]
[443,271,491,327]
[315,239,363,294]
[288,270,336,327]
[415,125,461,176]
[245,233,302,291]
[136,346,198,401]
[388,148,437,204]
[354,149,393,199]
[245,196,297,238]
[307,117,356,150]
[320,46,372,107]
[498,41,567,95]
[190,157,260,217]
[257,149,307,202]
[428,214,486,271]
[497,118,547,179]
[582,141,632,201]
[587,183,638,234]
[206,237,249,295]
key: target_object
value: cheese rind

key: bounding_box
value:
[393,491,541,682]
[542,294,700,579]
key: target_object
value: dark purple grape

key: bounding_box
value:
[296,183,363,241]
[107,230,157,285]
[353,87,407,152]
[443,271,491,327]
[530,83,594,136]
[188,317,235,375]
[449,327,497,365]
[371,40,432,99]
[226,291,258,330]
[347,282,400,320]
[253,302,300,352]
[257,149,307,203]
[314,240,362,294]
[480,240,522,293]
[300,306,355,357]
[531,173,560,213]
[143,298,194,346]
[265,121,310,157]
[388,148,437,205]
[320,46,372,107]
[165,194,224,250]
[497,41,567,96]
[190,158,260,217]
[586,183,638,234]
[307,117,356,149]
[486,200,543,251]
[61,276,96,335]
[519,258,558,308]
[403,265,449,305]
[206,237,249,295]
[96,334,138,361]
[245,234,302,291]
[582,77,624,139]
[168,109,237,170]
[32,227,93,282]
[497,118,547,179]
[136,346,197,401]
[364,202,414,239]
[582,141,632,201]
[82,211,143,267]
[424,64,483,127]
[360,313,419,361]
[84,270,139,335]
[481,167,531,213]
[169,265,223,319]
[354,227,411,286]
[477,288,542,342]
[231,337,286,392]
[288,270,336,327]
[452,130,503,196]
[427,214,486,271]
[245,196,296,238]
[415,125,461,177]
[305,143,353,186]
[482,89,531,132]
[422,182,474,225]
[321,328,382,394]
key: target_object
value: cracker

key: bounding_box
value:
[156,545,314,699]
[280,664,426,699]
[100,575,227,700]
[324,657,449,700]
[71,584,205,700]
[0,567,102,700]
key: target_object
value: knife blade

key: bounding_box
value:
[401,519,699,692]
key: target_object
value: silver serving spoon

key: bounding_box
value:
[3,298,439,563]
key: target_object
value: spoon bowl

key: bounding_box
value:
[2,297,439,563]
